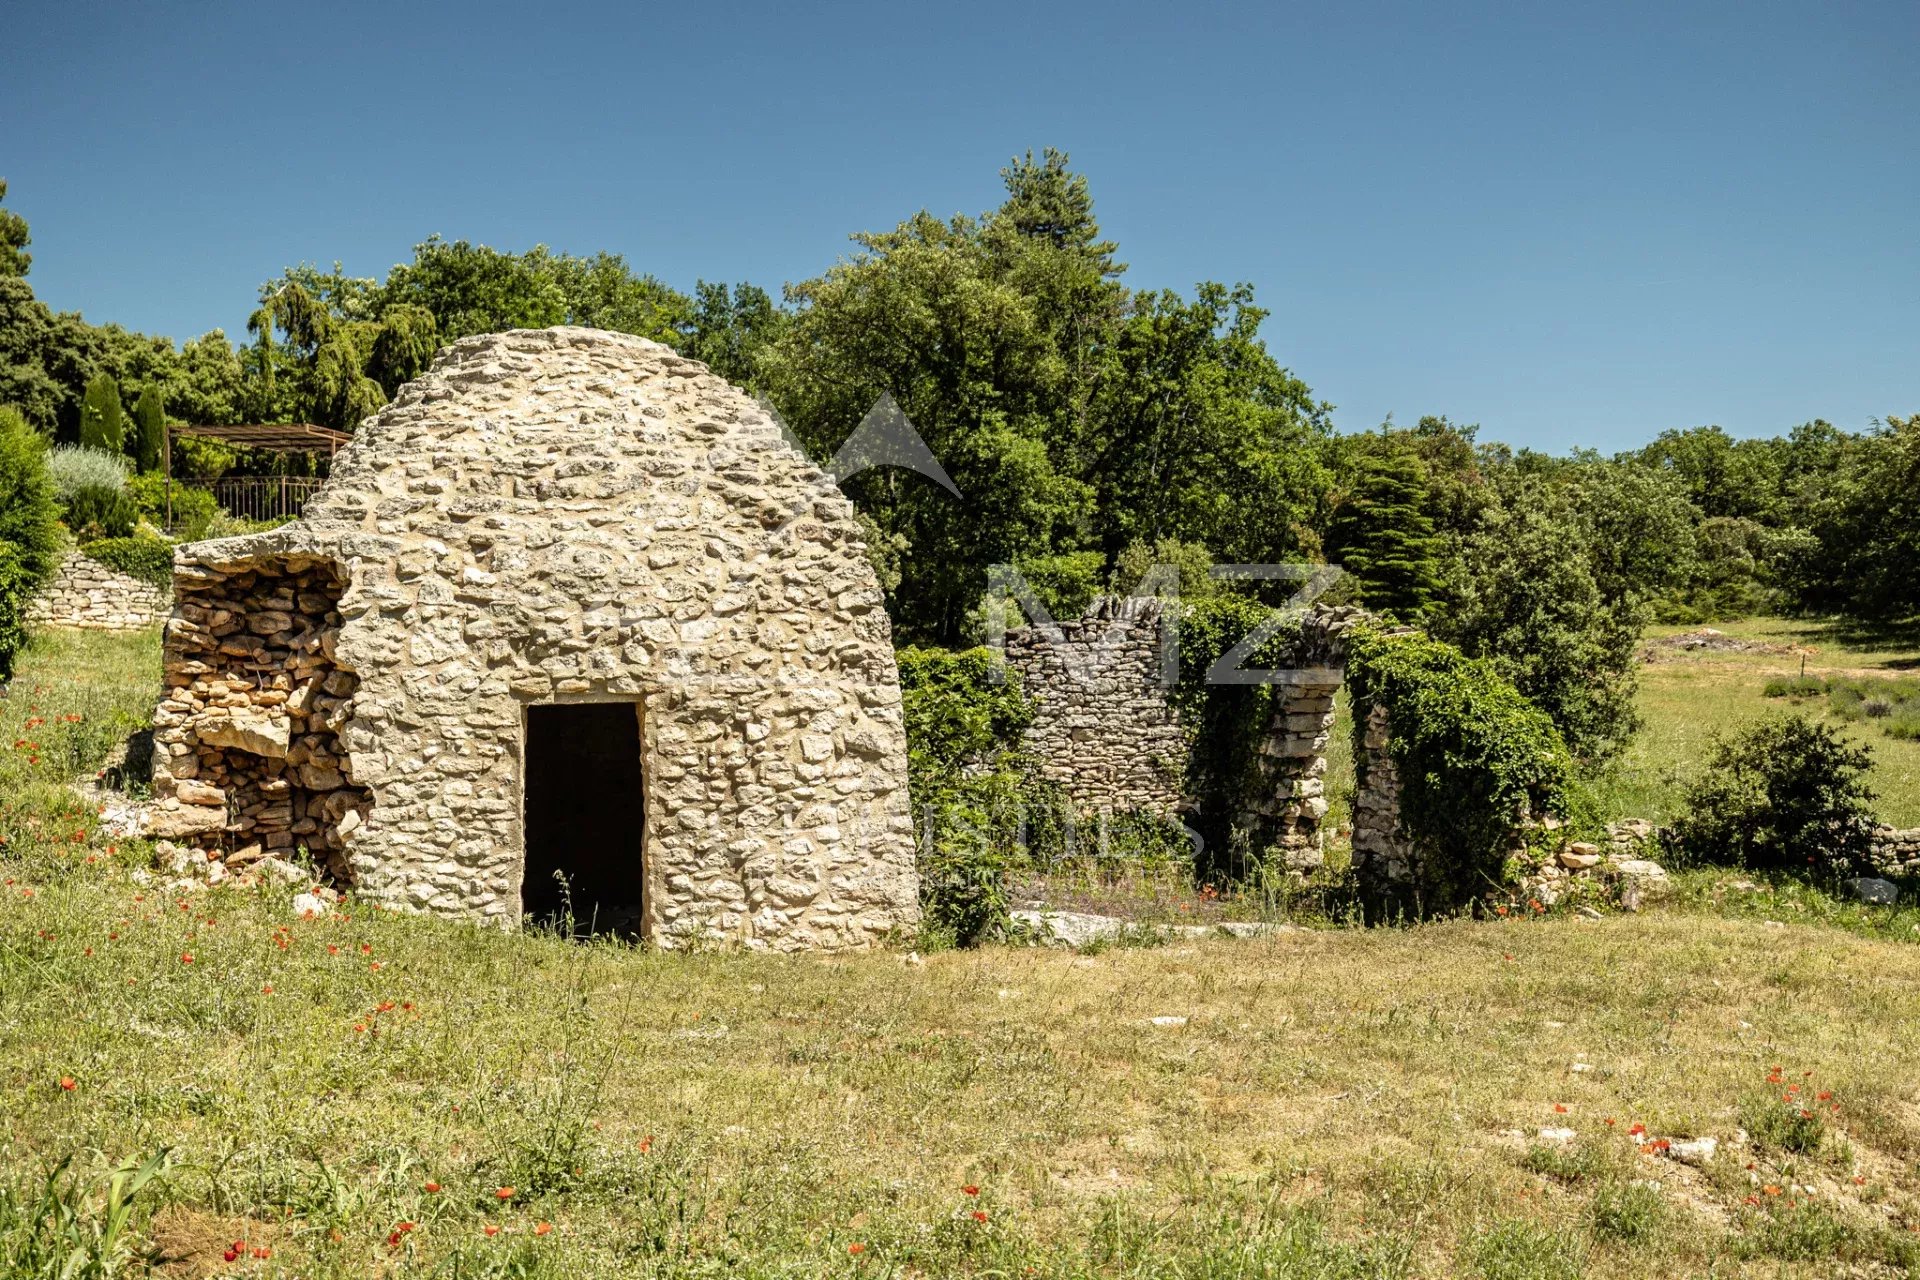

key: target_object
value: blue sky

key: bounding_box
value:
[3,0,1914,451]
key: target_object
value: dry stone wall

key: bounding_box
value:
[151,326,918,952]
[148,557,371,879]
[1004,600,1397,871]
[1001,597,1187,814]
[28,550,168,631]
[1872,827,1920,876]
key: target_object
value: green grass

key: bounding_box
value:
[1592,616,1920,826]
[10,626,1920,1276]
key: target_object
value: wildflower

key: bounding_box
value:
[262,985,274,995]
[496,1186,515,1200]
[848,1242,866,1255]
[962,1185,980,1196]
[484,1224,500,1237]
[1817,1091,1832,1101]
[1628,1123,1646,1136]
[1553,1104,1568,1114]
[1604,1117,1616,1127]
[424,1181,441,1193]
[252,1246,271,1259]
[533,1222,552,1236]
[1495,905,1509,917]
[58,1076,75,1090]
[179,952,193,964]
[639,1135,653,1154]
[971,1210,989,1223]
[1764,1184,1783,1196]
[223,1245,239,1262]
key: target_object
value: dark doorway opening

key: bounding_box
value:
[521,701,646,937]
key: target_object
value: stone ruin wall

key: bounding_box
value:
[1001,597,1187,814]
[146,554,372,877]
[1872,827,1920,876]
[1004,600,1398,874]
[28,549,169,631]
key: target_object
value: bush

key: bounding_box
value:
[78,536,174,589]
[897,646,1039,946]
[46,446,135,539]
[1344,628,1579,914]
[1763,676,1825,699]
[0,544,33,684]
[0,406,61,681]
[125,473,220,540]
[1670,714,1877,876]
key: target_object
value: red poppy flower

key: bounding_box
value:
[483,1224,500,1237]
[971,1210,989,1223]
[848,1242,866,1255]
[495,1186,515,1200]
[533,1222,552,1237]
[962,1185,980,1196]
[424,1181,441,1193]
[58,1076,75,1090]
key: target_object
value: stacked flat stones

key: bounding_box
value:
[1872,827,1920,876]
[28,549,168,631]
[1002,596,1187,814]
[148,559,370,879]
[150,326,918,952]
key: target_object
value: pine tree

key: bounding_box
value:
[1326,451,1442,619]
[130,384,165,473]
[78,372,124,453]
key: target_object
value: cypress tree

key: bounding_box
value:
[78,372,125,454]
[131,384,165,473]
[1326,451,1443,619]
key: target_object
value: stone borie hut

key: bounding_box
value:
[149,327,919,951]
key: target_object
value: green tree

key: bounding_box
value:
[129,383,165,473]
[684,282,787,389]
[1431,473,1643,761]
[759,204,1091,641]
[0,179,29,278]
[1325,450,1442,618]
[77,372,124,453]
[1082,283,1331,568]
[1799,412,1920,618]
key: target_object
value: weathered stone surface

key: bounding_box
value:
[27,549,169,631]
[150,326,917,952]
[193,709,292,758]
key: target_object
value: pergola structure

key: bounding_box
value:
[163,422,352,527]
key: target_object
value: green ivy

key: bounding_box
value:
[1171,596,1304,877]
[78,536,175,589]
[1344,626,1579,913]
[897,646,1045,947]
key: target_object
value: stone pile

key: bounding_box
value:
[148,556,372,879]
[1520,820,1672,910]
[27,549,168,631]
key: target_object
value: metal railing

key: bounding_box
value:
[210,476,327,523]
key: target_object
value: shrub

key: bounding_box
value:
[1670,714,1877,876]
[79,536,174,589]
[1740,1092,1825,1155]
[1863,696,1894,718]
[1344,627,1579,914]
[0,544,33,684]
[0,406,61,584]
[897,646,1040,946]
[1762,676,1825,699]
[0,406,61,681]
[125,473,219,539]
[46,446,135,539]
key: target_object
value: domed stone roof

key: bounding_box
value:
[150,327,918,951]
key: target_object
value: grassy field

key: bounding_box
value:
[1591,617,1920,828]
[9,628,1920,1277]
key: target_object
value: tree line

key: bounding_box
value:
[0,158,1913,761]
